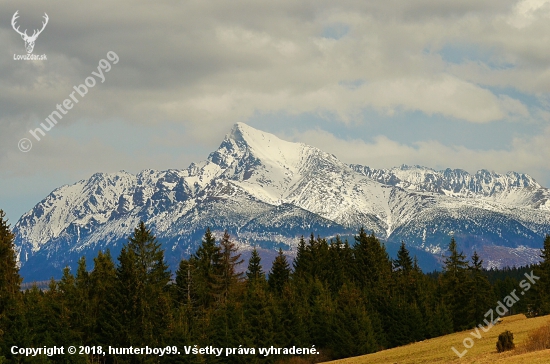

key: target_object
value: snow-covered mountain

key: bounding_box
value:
[351,164,550,208]
[13,123,550,280]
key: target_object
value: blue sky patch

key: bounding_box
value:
[321,23,350,40]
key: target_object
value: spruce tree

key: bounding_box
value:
[352,228,393,345]
[466,251,494,326]
[216,230,243,304]
[440,237,470,331]
[268,249,291,295]
[443,237,469,276]
[90,250,120,347]
[291,235,313,305]
[330,283,377,358]
[55,267,88,364]
[242,277,274,363]
[394,241,413,273]
[192,228,221,307]
[294,234,316,282]
[293,235,308,276]
[116,221,171,349]
[246,246,265,282]
[533,235,550,314]
[353,228,392,294]
[427,303,453,337]
[393,242,416,303]
[207,232,244,364]
[272,284,309,350]
[44,276,86,362]
[20,285,42,347]
[0,211,20,297]
[0,210,23,360]
[175,258,196,306]
[311,236,331,283]
[388,242,427,345]
[328,236,346,294]
[308,278,334,349]
[73,257,92,345]
[413,256,422,273]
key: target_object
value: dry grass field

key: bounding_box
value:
[323,314,550,364]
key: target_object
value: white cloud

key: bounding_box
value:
[506,0,550,28]
[289,127,550,184]
[362,75,509,123]
[1,0,541,138]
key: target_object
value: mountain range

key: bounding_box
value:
[13,123,550,280]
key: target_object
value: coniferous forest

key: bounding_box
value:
[1,209,550,363]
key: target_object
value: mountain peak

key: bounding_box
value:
[224,123,306,167]
[228,123,287,147]
[228,122,251,142]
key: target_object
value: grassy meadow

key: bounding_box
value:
[323,314,550,364]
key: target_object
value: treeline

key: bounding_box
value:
[1,209,550,363]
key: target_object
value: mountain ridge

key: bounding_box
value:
[12,123,550,280]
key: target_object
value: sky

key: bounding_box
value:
[1,0,550,223]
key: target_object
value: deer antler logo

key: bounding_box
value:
[12,11,49,54]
